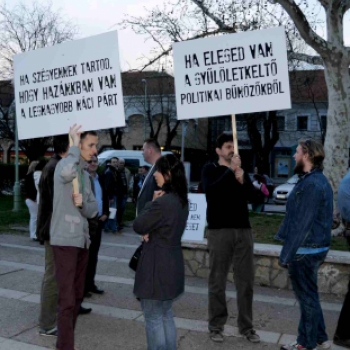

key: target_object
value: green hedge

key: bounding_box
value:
[0,164,28,188]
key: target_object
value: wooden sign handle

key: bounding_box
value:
[231,114,239,155]
[69,135,80,197]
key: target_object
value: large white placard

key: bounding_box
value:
[14,31,125,140]
[182,193,207,242]
[173,26,291,120]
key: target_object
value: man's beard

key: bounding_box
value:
[294,159,305,175]
[224,152,234,162]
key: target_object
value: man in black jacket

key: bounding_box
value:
[201,133,259,344]
[85,155,109,295]
[37,135,69,337]
[104,157,119,233]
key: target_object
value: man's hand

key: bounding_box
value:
[235,167,244,184]
[69,124,82,147]
[99,215,108,222]
[142,234,149,242]
[73,193,83,207]
[153,190,165,201]
[230,155,241,172]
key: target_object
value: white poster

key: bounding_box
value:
[173,26,291,120]
[182,193,207,242]
[14,31,125,140]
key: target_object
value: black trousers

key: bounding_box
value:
[207,228,255,335]
[85,220,103,292]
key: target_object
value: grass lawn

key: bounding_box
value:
[0,196,348,251]
[0,195,29,232]
[250,212,349,251]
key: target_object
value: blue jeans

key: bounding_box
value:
[288,251,329,348]
[141,299,177,350]
[104,196,117,231]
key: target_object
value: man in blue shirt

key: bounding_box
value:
[85,155,109,296]
[333,173,350,349]
[276,139,333,350]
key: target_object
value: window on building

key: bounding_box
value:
[236,115,246,130]
[321,115,327,132]
[297,116,308,131]
[277,116,285,131]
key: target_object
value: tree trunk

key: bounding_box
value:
[322,60,350,203]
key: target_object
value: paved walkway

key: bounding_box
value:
[0,229,346,350]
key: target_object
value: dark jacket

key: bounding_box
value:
[88,173,110,234]
[201,162,255,229]
[136,166,160,215]
[24,172,37,202]
[37,155,61,242]
[275,169,333,265]
[104,165,119,200]
[133,193,189,300]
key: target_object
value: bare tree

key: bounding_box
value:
[121,0,350,204]
[0,1,78,78]
[0,2,77,161]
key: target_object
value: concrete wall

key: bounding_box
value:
[182,241,350,296]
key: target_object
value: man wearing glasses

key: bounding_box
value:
[84,155,109,296]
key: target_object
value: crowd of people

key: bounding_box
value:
[20,127,349,350]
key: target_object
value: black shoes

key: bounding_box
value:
[90,286,104,295]
[79,306,92,315]
[334,335,350,349]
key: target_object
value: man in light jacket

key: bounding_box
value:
[50,125,98,350]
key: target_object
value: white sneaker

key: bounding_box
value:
[317,341,332,350]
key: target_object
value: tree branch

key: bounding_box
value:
[287,51,324,66]
[270,0,330,54]
[190,0,236,32]
[141,28,224,71]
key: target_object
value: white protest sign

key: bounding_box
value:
[14,31,125,140]
[182,193,207,242]
[173,26,291,120]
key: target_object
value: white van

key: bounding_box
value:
[98,150,172,168]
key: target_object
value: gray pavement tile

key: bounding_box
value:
[0,298,39,338]
[0,246,45,265]
[0,337,51,350]
[226,298,339,338]
[82,282,141,310]
[97,245,137,259]
[177,330,280,350]
[0,265,21,276]
[0,269,42,294]
[95,260,136,278]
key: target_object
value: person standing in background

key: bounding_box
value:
[136,139,162,215]
[37,135,69,337]
[85,155,109,296]
[33,159,47,205]
[115,158,131,232]
[24,160,39,240]
[104,157,119,233]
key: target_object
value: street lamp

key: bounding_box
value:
[9,97,20,211]
[141,79,147,141]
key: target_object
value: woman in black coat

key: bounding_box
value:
[133,154,189,350]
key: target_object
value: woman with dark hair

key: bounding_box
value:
[133,154,189,350]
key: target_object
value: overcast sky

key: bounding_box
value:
[6,0,350,72]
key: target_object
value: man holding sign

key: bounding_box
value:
[201,133,258,344]
[50,125,98,350]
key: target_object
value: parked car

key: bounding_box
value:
[98,150,172,168]
[272,174,299,204]
[248,173,275,199]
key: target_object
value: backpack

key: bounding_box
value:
[253,183,269,204]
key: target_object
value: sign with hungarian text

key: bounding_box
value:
[173,26,291,120]
[13,31,125,140]
[182,194,207,242]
